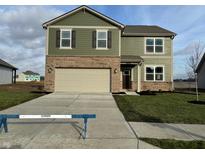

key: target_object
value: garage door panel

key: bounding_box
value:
[55,69,110,92]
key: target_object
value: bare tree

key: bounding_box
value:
[186,41,205,79]
[186,41,205,101]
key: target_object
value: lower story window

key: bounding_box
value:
[146,67,154,81]
[145,65,164,81]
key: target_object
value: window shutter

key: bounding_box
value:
[92,31,96,48]
[56,30,60,48]
[108,31,112,48]
[72,30,76,48]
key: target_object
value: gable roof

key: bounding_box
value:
[0,58,17,70]
[122,25,176,37]
[42,5,124,29]
[23,70,40,75]
[42,6,176,37]
[196,52,205,73]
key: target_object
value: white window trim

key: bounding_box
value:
[96,29,108,50]
[144,37,164,54]
[60,29,72,49]
[144,65,165,82]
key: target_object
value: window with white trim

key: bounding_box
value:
[60,29,71,48]
[146,66,154,81]
[145,66,164,81]
[97,30,107,49]
[145,38,164,54]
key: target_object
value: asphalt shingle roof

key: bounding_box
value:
[23,70,40,75]
[121,55,144,63]
[123,25,176,37]
[0,58,17,70]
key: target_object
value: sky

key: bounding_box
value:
[0,5,205,79]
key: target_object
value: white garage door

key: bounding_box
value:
[55,68,110,92]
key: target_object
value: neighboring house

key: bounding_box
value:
[42,5,176,93]
[16,71,40,82]
[196,53,205,89]
[0,58,17,85]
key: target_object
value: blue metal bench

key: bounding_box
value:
[0,114,96,139]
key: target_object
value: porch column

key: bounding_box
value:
[12,69,16,84]
[137,64,141,92]
[11,70,14,83]
[14,70,16,83]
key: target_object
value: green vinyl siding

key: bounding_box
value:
[121,36,172,82]
[141,58,172,82]
[48,28,120,56]
[51,10,115,27]
[47,9,121,56]
[121,37,172,56]
[130,59,172,83]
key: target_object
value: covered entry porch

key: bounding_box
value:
[120,55,144,92]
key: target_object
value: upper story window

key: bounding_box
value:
[145,38,164,54]
[60,29,72,48]
[145,65,164,81]
[96,30,108,49]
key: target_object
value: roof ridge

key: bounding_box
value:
[42,5,124,29]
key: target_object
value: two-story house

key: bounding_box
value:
[42,5,176,93]
[16,71,40,82]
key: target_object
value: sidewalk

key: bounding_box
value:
[129,122,205,141]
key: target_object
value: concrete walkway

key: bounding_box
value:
[0,92,156,149]
[129,122,205,141]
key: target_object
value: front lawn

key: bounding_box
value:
[0,82,46,111]
[0,91,44,111]
[140,138,205,149]
[113,92,205,124]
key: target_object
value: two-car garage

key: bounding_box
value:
[54,68,111,93]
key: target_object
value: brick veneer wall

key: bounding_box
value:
[119,81,172,92]
[141,81,173,91]
[45,56,121,92]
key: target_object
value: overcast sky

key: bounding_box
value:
[0,5,205,78]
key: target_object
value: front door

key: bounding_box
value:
[122,69,131,89]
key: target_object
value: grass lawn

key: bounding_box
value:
[113,92,205,124]
[0,82,46,111]
[140,138,205,149]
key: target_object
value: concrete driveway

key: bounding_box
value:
[0,92,146,149]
